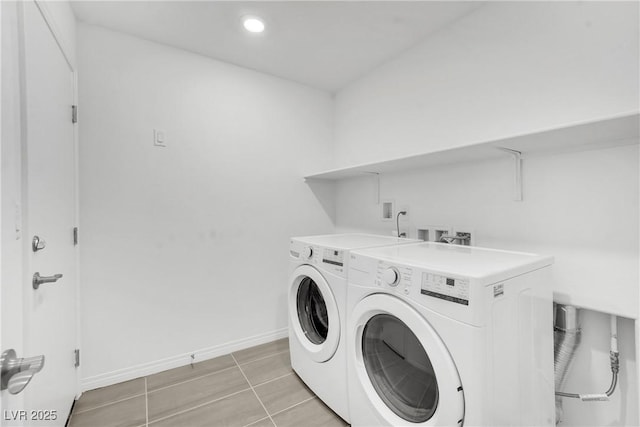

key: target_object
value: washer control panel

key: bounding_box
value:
[290,240,347,276]
[290,242,321,265]
[421,273,470,306]
[375,262,414,295]
[301,246,313,259]
[382,267,399,286]
[322,248,344,268]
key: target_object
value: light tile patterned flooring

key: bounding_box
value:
[68,338,348,427]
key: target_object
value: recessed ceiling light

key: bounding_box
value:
[243,16,265,33]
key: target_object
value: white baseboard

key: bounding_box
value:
[80,328,289,392]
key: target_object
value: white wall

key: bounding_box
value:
[77,24,334,387]
[331,2,638,425]
[334,1,639,167]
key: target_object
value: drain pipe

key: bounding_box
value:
[554,304,581,423]
[554,304,620,425]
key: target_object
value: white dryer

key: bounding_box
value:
[288,234,419,422]
[347,242,555,426]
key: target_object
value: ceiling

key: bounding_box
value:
[71,1,483,92]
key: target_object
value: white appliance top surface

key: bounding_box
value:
[293,233,419,250]
[352,242,553,278]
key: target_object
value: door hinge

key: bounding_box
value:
[74,349,80,368]
[72,105,78,124]
[73,227,78,245]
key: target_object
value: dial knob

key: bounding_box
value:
[382,267,400,287]
[301,246,313,259]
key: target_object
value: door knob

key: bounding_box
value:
[1,349,45,395]
[32,272,63,289]
[32,235,46,252]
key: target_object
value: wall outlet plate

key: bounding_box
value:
[416,228,429,241]
[415,225,452,242]
[381,199,395,221]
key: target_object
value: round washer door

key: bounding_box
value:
[289,265,340,362]
[351,294,465,426]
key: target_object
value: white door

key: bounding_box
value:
[20,1,77,425]
[1,0,28,423]
[350,294,465,426]
[288,265,340,362]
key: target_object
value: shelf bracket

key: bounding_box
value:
[364,172,381,204]
[496,148,523,201]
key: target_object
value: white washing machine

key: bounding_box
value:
[288,233,420,422]
[346,242,555,426]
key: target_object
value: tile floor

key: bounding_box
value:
[68,338,348,427]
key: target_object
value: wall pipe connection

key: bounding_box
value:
[396,211,407,238]
[554,304,620,425]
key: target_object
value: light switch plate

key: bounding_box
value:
[154,129,166,147]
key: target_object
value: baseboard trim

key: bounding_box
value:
[80,328,289,392]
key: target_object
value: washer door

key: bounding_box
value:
[351,294,465,426]
[289,265,340,362]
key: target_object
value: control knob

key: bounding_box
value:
[382,267,400,287]
[301,246,313,259]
